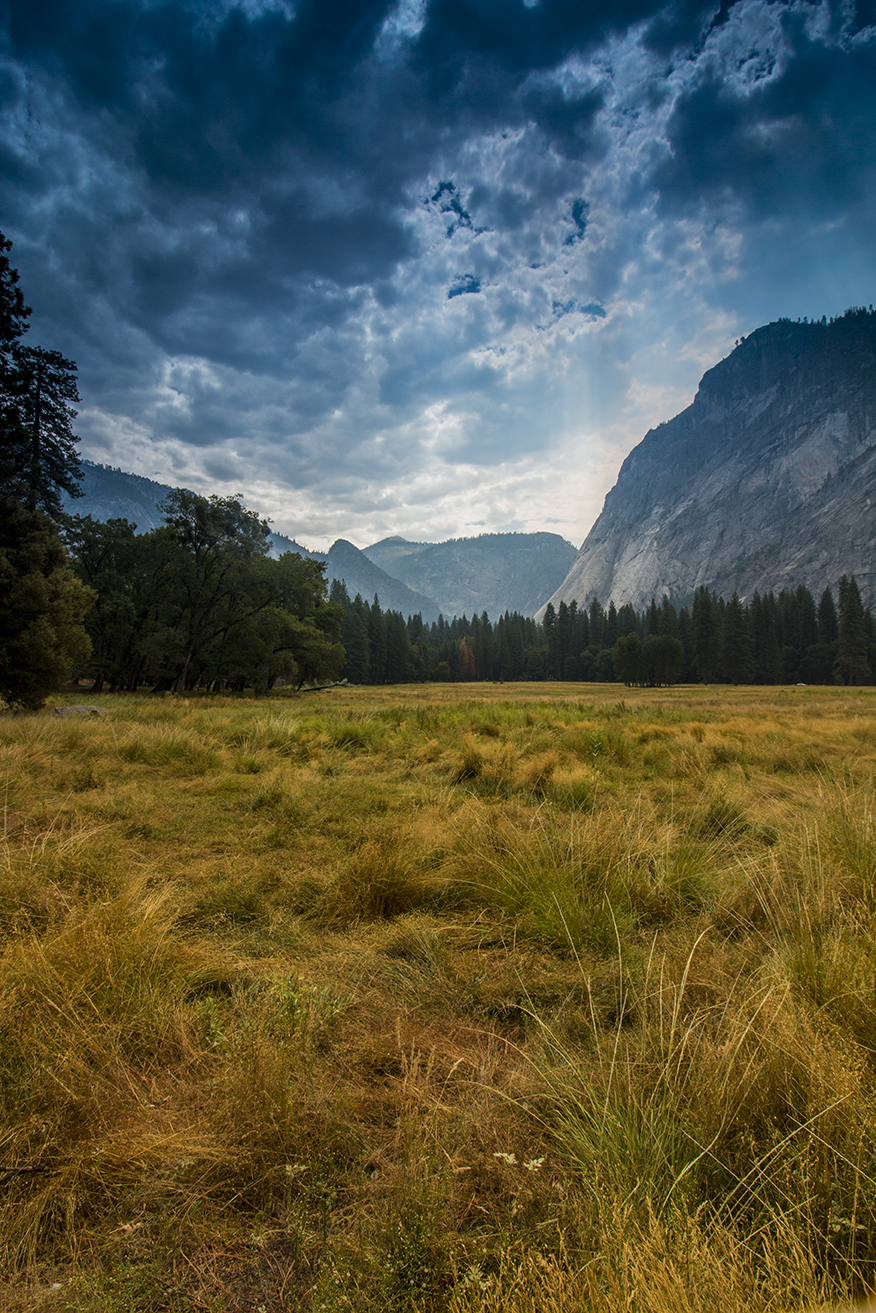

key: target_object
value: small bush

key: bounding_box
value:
[695,795,750,840]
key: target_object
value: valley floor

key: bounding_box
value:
[2,683,876,1311]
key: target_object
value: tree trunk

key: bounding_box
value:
[27,354,42,513]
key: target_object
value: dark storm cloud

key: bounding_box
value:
[6,0,394,131]
[2,0,646,218]
[4,2,417,313]
[1,0,624,395]
[414,0,676,77]
[1,0,874,547]
[653,9,876,220]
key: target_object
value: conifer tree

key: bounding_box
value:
[796,584,818,650]
[721,592,754,683]
[677,606,695,680]
[543,603,560,676]
[588,598,605,648]
[0,497,93,708]
[4,345,81,515]
[368,595,387,682]
[615,603,639,638]
[605,599,619,647]
[750,592,782,683]
[0,235,82,516]
[0,231,29,360]
[0,233,90,707]
[659,596,679,637]
[818,587,839,644]
[385,611,411,682]
[692,587,720,682]
[344,594,371,682]
[835,575,870,685]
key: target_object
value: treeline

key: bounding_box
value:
[64,495,344,694]
[329,578,874,686]
[330,581,547,683]
[612,581,871,686]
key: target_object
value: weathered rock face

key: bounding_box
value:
[543,310,876,614]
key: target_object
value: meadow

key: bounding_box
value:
[2,682,876,1311]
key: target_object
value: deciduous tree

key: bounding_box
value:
[613,632,643,685]
[65,494,344,693]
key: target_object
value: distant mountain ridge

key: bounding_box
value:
[62,462,568,620]
[543,309,876,614]
[324,541,442,621]
[363,532,577,618]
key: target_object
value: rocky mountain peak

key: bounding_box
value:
[543,308,876,614]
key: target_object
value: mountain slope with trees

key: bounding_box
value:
[62,461,443,618]
[544,309,876,614]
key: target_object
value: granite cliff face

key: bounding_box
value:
[543,310,876,615]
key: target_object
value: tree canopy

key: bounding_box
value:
[0,231,29,355]
[3,344,81,515]
[0,497,94,710]
[65,492,344,693]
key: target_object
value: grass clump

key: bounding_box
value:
[314,828,438,926]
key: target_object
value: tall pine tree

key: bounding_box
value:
[0,232,91,707]
[835,575,870,685]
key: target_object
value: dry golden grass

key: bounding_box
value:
[1,682,876,1310]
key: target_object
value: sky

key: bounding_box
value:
[2,0,875,551]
